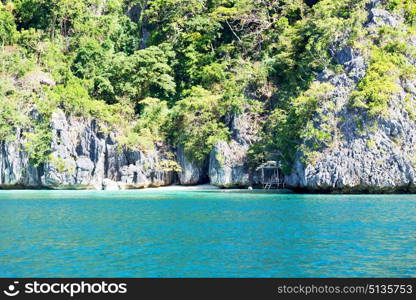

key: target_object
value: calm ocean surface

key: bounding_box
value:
[0,190,415,277]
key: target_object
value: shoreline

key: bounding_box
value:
[0,184,291,193]
[1,183,416,194]
[144,184,221,191]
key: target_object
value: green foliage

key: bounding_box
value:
[23,120,52,166]
[38,38,70,81]
[0,51,31,142]
[247,141,268,170]
[349,10,416,117]
[49,154,75,173]
[269,0,365,98]
[0,96,27,141]
[48,78,133,130]
[0,2,18,45]
[171,86,230,163]
[268,82,334,172]
[386,0,416,24]
[13,0,54,30]
[0,46,35,78]
[118,97,170,151]
[351,47,403,117]
[13,0,98,36]
[367,139,376,149]
[136,98,170,142]
[156,159,182,172]
[404,94,416,120]
[2,0,416,172]
[91,44,176,104]
[248,0,368,171]
[199,62,227,86]
[71,38,110,80]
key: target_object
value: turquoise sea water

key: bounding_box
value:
[0,190,415,277]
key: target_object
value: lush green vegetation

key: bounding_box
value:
[0,0,415,172]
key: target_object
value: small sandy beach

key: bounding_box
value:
[148,184,220,191]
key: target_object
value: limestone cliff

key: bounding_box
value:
[2,0,416,193]
[209,112,259,187]
[0,110,175,190]
[285,0,416,192]
[208,0,416,192]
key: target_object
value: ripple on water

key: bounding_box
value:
[0,190,415,277]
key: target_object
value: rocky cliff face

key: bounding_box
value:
[2,1,415,193]
[176,145,207,185]
[209,140,250,187]
[0,107,259,190]
[208,112,260,187]
[0,110,175,190]
[208,0,416,192]
[0,138,40,187]
[285,0,416,192]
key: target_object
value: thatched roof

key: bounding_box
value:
[256,161,280,170]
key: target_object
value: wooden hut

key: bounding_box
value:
[256,161,281,189]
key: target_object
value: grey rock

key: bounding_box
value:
[17,70,55,92]
[102,178,121,190]
[334,46,366,82]
[209,141,250,187]
[0,109,175,189]
[176,145,206,185]
[0,139,40,186]
[367,8,403,28]
[285,4,416,192]
[207,112,261,187]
